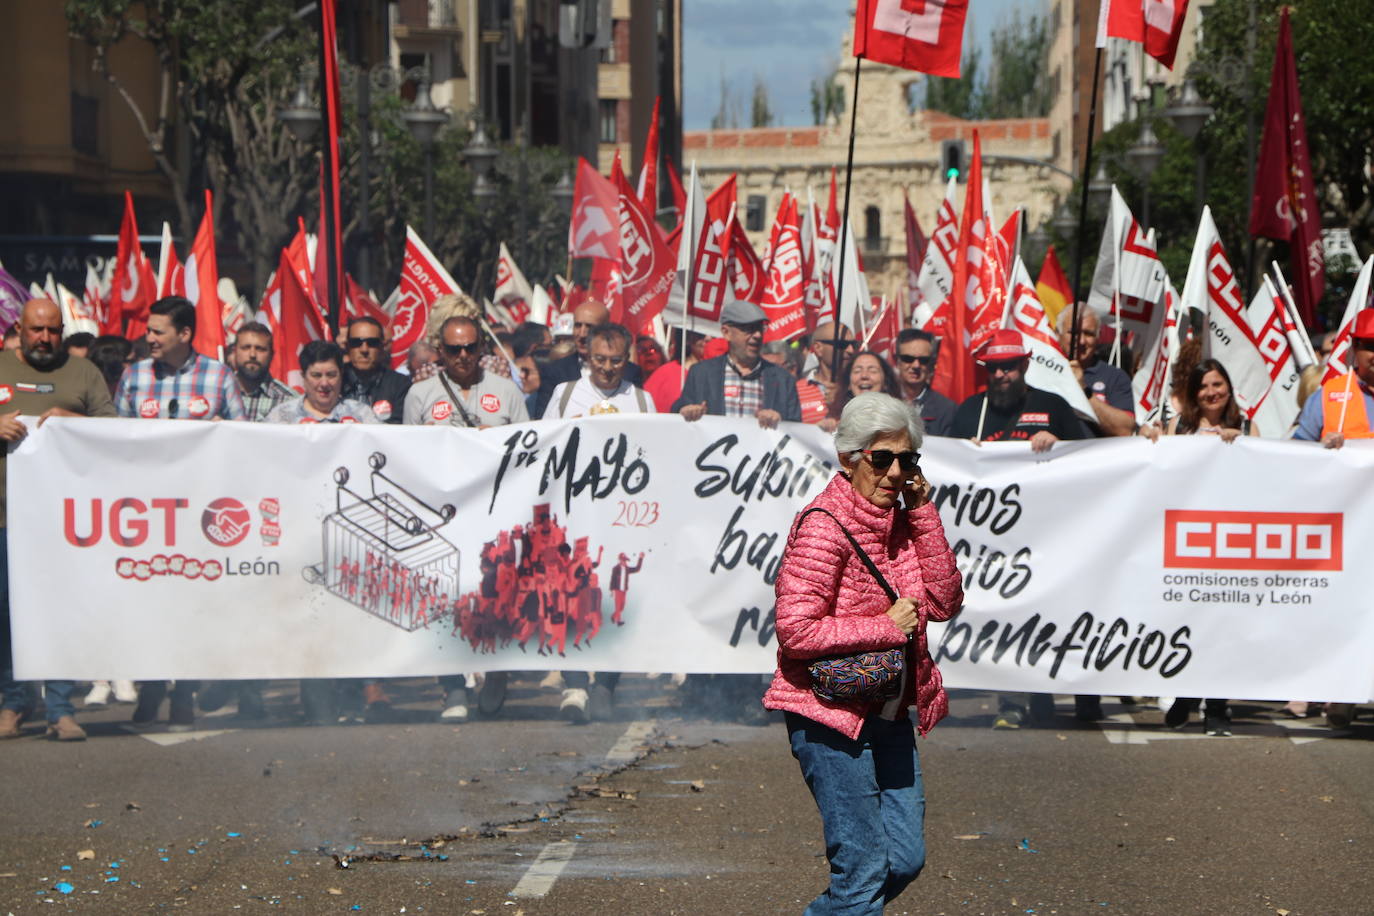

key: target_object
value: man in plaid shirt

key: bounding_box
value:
[115,296,243,732]
[673,299,801,428]
[115,296,246,422]
[229,321,296,422]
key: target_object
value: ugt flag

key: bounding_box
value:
[854,0,968,78]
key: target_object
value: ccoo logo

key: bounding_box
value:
[202,498,251,547]
[1163,510,1342,571]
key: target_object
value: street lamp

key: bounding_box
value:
[402,74,449,241]
[1087,162,1113,213]
[1126,119,1166,228]
[1052,201,1077,237]
[279,74,321,143]
[462,126,499,179]
[1164,78,1216,221]
[551,170,575,215]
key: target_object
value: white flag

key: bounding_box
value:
[1004,257,1096,423]
[1245,275,1303,437]
[1320,255,1374,383]
[1131,274,1181,426]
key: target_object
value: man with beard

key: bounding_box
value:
[950,328,1084,452]
[950,328,1087,728]
[341,316,409,424]
[229,322,296,422]
[0,299,116,742]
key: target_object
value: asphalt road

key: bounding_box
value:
[2,677,1372,915]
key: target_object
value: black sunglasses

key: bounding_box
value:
[347,336,384,349]
[818,338,858,348]
[442,341,482,356]
[862,449,921,473]
[897,354,934,366]
[983,359,1022,374]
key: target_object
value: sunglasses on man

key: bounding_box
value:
[897,353,934,367]
[442,341,482,356]
[347,336,384,349]
[817,338,858,349]
[861,449,921,473]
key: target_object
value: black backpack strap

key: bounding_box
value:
[794,507,898,603]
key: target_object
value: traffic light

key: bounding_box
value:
[941,139,966,183]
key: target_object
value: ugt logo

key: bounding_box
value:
[202,498,251,547]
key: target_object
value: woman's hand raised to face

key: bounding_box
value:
[885,597,919,636]
[902,471,931,509]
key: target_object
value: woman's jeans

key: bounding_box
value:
[786,712,926,915]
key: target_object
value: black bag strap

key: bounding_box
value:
[437,372,481,428]
[795,507,898,603]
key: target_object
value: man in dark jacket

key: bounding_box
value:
[341,317,410,424]
[672,299,801,426]
[534,300,642,418]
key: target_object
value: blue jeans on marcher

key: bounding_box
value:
[786,712,926,915]
[0,529,76,722]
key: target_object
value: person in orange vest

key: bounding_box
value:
[1292,310,1374,448]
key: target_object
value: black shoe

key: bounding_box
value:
[131,683,167,727]
[237,690,267,720]
[1203,714,1232,737]
[168,697,195,732]
[1028,693,1056,723]
[588,683,614,722]
[1074,695,1104,722]
[1164,699,1192,729]
[196,681,232,713]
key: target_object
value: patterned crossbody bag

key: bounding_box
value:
[794,508,909,703]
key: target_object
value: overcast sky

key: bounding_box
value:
[682,0,1040,130]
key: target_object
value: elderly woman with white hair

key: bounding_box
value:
[764,391,964,914]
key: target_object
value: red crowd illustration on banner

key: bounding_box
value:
[305,455,645,650]
[451,504,646,657]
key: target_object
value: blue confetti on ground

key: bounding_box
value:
[56,882,74,895]
[1018,838,1039,853]
[227,832,241,838]
[86,820,103,828]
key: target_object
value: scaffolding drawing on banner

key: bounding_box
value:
[304,452,460,631]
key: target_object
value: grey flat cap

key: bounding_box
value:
[720,298,767,326]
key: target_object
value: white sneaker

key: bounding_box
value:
[112,680,139,703]
[84,682,112,707]
[560,688,588,724]
[540,671,565,690]
[440,701,469,721]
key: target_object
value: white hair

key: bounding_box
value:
[1056,304,1101,334]
[833,392,924,457]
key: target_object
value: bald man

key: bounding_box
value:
[0,300,116,742]
[534,300,643,418]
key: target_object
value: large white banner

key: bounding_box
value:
[10,419,1374,701]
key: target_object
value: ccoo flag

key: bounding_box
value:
[854,0,968,78]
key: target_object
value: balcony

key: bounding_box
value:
[394,0,462,37]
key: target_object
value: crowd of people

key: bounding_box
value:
[0,289,1368,741]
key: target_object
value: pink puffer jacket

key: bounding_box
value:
[763,473,964,740]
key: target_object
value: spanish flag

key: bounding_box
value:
[1036,244,1073,329]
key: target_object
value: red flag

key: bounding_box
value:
[637,96,661,217]
[265,240,328,391]
[682,175,738,326]
[903,192,926,311]
[317,0,345,328]
[186,190,224,358]
[613,167,676,326]
[664,156,687,221]
[863,296,902,361]
[937,130,989,403]
[569,157,620,260]
[853,0,968,78]
[393,225,461,369]
[343,274,389,332]
[1103,1,1190,69]
[111,191,155,337]
[1250,8,1323,326]
[760,195,806,342]
[728,216,767,305]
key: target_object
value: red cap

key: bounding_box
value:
[975,328,1030,364]
[1353,310,1374,340]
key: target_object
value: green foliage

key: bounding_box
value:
[750,78,774,128]
[1191,0,1374,322]
[810,73,845,126]
[922,13,1050,121]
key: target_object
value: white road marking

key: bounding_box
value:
[1097,712,1334,746]
[121,726,237,746]
[509,840,577,898]
[605,719,654,767]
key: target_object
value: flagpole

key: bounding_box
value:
[1068,46,1105,354]
[831,54,863,386]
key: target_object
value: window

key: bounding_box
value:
[599,99,618,143]
[864,206,881,251]
[746,195,766,232]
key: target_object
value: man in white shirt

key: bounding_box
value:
[545,323,655,418]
